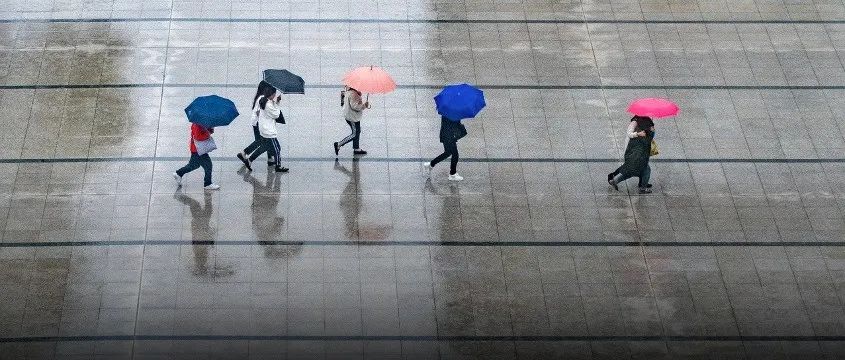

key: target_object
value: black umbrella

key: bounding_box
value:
[263,69,305,94]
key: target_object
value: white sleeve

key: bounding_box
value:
[626,121,639,138]
[263,99,282,119]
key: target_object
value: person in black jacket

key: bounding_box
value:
[608,116,655,194]
[424,116,467,181]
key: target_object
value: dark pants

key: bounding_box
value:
[612,164,651,188]
[176,153,213,186]
[251,136,281,167]
[430,141,459,175]
[243,125,273,162]
[338,120,361,149]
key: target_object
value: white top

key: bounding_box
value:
[342,89,366,122]
[255,95,281,138]
[623,120,639,149]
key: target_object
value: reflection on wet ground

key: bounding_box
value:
[2,0,845,358]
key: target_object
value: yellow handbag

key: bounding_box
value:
[650,140,659,156]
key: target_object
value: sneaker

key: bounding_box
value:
[333,142,340,156]
[609,179,619,191]
[607,172,614,184]
[237,153,252,171]
[275,166,289,173]
[353,149,367,155]
[422,161,433,176]
[172,173,182,185]
[204,184,220,190]
[638,187,652,194]
[448,173,464,181]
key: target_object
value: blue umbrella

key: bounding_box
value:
[434,83,486,122]
[184,95,239,128]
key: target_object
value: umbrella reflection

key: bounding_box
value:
[173,192,234,278]
[334,159,391,241]
[241,170,299,258]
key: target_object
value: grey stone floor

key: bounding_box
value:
[2,0,845,359]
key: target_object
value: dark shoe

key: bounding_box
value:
[353,149,367,155]
[237,153,252,171]
[607,172,614,183]
[275,166,289,173]
[609,179,619,191]
[638,187,652,194]
[638,184,653,188]
[333,142,340,156]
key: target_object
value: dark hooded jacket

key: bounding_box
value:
[439,116,467,144]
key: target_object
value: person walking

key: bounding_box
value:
[423,115,467,181]
[173,122,220,190]
[607,116,654,189]
[252,90,288,173]
[333,86,369,156]
[608,116,655,194]
[237,81,278,171]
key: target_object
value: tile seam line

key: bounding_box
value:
[2,241,845,247]
[2,18,845,24]
[1,157,843,164]
[4,84,845,90]
[0,335,843,342]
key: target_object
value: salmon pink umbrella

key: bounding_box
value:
[342,66,396,98]
[627,98,679,118]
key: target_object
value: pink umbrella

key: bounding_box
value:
[627,98,679,118]
[342,66,396,96]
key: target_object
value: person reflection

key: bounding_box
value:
[241,170,297,258]
[333,159,389,241]
[174,191,233,278]
[424,178,460,243]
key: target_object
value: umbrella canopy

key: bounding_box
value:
[342,66,396,94]
[627,98,679,118]
[263,69,305,94]
[184,95,239,128]
[434,83,486,122]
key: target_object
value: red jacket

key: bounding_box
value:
[189,123,213,153]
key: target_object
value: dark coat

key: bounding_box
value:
[618,129,654,177]
[439,117,467,144]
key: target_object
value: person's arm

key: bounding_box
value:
[348,91,366,112]
[263,98,282,119]
[626,121,640,138]
[192,124,211,141]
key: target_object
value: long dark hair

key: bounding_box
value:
[632,116,654,132]
[253,80,276,110]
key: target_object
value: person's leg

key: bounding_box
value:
[338,120,358,147]
[243,126,262,154]
[249,137,270,162]
[198,154,213,186]
[447,142,459,175]
[430,143,452,167]
[612,172,633,184]
[638,165,651,187]
[271,138,281,166]
[352,121,361,149]
[176,154,201,177]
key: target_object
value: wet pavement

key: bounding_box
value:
[2,0,845,359]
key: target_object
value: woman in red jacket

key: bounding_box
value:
[173,123,220,190]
